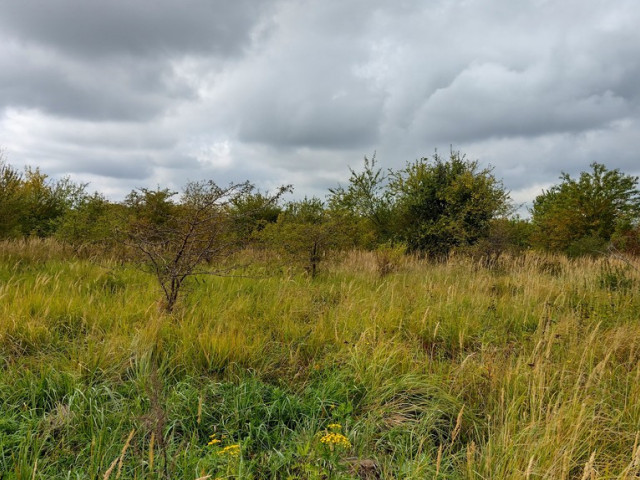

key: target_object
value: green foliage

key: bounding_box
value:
[21,168,87,237]
[230,189,288,243]
[124,186,179,229]
[121,181,289,312]
[328,153,393,247]
[597,261,634,292]
[56,192,123,251]
[122,181,253,312]
[488,216,533,251]
[329,150,510,257]
[260,197,352,277]
[388,150,510,258]
[531,162,640,255]
[0,159,87,239]
[0,160,24,238]
[611,221,640,255]
[462,216,533,263]
[565,235,609,258]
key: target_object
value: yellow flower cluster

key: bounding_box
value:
[218,444,241,456]
[327,423,342,431]
[320,432,351,449]
[207,433,221,446]
[207,433,239,456]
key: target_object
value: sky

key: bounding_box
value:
[1,0,639,212]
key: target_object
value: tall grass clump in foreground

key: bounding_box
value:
[1,239,639,478]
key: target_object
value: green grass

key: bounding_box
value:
[0,239,639,478]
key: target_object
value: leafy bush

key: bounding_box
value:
[388,150,509,259]
[532,163,640,254]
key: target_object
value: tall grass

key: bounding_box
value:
[1,239,639,478]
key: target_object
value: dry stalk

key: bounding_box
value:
[102,457,119,480]
[580,451,596,480]
[466,441,476,477]
[197,395,203,425]
[31,459,37,480]
[435,443,443,477]
[621,433,640,479]
[116,429,135,479]
[450,405,465,446]
[149,432,155,471]
[525,455,535,480]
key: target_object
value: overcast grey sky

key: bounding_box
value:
[1,0,639,209]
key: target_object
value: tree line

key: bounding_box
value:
[2,150,639,273]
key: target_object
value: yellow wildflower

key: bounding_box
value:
[327,423,342,431]
[320,432,351,449]
[208,433,222,446]
[218,444,241,456]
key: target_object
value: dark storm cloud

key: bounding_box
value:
[0,0,274,121]
[0,45,186,120]
[0,0,269,59]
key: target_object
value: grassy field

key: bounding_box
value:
[0,240,639,479]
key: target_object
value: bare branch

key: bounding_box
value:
[120,180,289,312]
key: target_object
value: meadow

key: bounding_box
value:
[0,239,639,479]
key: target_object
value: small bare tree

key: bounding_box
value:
[122,180,288,313]
[259,197,352,278]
